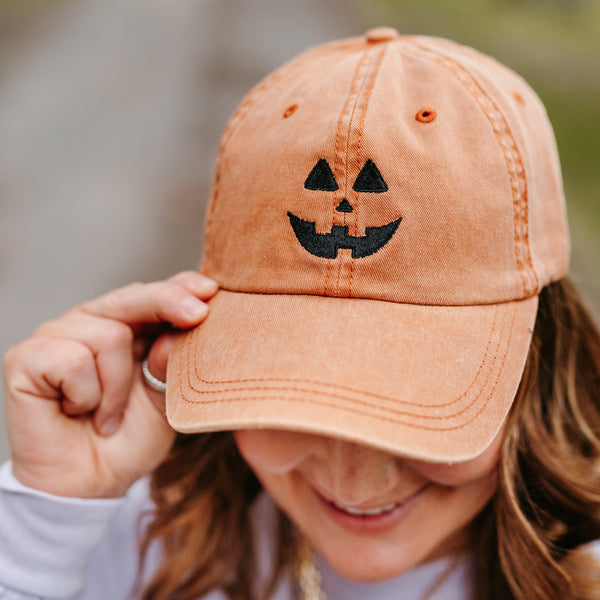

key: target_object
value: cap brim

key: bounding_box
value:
[166,290,537,462]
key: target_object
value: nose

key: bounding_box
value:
[335,199,353,213]
[310,437,400,505]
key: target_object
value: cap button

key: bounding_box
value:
[365,27,400,44]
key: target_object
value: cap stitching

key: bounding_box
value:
[205,70,286,219]
[334,46,386,297]
[407,42,539,298]
[203,51,328,273]
[350,45,387,298]
[184,302,502,406]
[336,51,372,296]
[176,303,516,430]
[180,303,514,414]
[324,51,371,297]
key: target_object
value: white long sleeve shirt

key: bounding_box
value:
[0,461,596,600]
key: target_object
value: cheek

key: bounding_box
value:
[406,430,503,487]
[234,430,312,475]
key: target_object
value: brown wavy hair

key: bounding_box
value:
[138,278,600,600]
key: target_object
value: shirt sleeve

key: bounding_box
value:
[0,462,290,600]
[0,461,130,599]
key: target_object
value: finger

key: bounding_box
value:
[141,332,176,414]
[5,338,102,417]
[80,276,216,330]
[92,322,134,436]
[132,323,174,361]
[168,271,219,298]
[37,312,135,437]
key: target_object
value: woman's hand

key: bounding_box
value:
[3,271,218,499]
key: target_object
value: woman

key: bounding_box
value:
[2,28,599,600]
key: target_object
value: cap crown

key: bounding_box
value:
[202,31,569,305]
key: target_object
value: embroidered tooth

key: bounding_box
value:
[333,501,397,516]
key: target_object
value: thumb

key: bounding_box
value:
[143,332,176,414]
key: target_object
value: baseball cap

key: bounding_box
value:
[166,28,569,462]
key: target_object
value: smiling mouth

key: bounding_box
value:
[331,501,399,517]
[288,211,402,259]
[317,483,430,519]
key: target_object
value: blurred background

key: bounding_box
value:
[1,0,598,461]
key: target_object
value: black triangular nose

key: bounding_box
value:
[304,158,339,191]
[353,159,388,193]
[335,199,353,213]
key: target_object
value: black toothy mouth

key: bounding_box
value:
[288,212,401,259]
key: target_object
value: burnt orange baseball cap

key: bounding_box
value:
[166,28,570,462]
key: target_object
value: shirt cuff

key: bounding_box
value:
[0,461,126,598]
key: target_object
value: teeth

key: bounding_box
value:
[333,501,397,516]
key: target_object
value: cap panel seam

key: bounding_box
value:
[333,46,387,297]
[405,41,539,298]
[325,48,371,297]
[349,44,388,298]
[204,69,288,243]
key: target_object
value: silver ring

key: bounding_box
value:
[142,358,167,393]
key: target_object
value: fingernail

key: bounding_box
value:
[199,274,218,286]
[196,275,219,294]
[100,415,122,437]
[181,296,209,320]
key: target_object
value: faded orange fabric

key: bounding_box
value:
[167,29,569,462]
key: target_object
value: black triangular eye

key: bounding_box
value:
[304,159,339,191]
[353,160,388,193]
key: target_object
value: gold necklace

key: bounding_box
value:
[294,536,463,600]
[295,536,326,600]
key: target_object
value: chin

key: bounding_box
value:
[314,538,421,583]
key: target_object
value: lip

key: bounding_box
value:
[312,484,430,533]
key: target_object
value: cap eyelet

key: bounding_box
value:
[513,92,525,106]
[415,107,437,123]
[283,103,299,119]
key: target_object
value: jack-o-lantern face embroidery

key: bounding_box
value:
[288,158,402,259]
